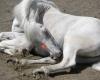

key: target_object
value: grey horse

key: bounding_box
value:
[1,0,100,75]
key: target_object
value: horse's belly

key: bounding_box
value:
[78,48,100,57]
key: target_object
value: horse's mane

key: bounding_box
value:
[35,0,58,24]
[13,0,58,27]
[38,0,58,9]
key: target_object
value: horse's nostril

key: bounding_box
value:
[50,55,53,59]
[50,55,56,60]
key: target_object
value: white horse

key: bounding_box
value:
[1,0,100,75]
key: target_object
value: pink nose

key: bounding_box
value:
[40,42,47,49]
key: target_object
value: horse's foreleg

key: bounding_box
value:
[92,62,100,71]
[12,57,57,65]
[32,36,79,74]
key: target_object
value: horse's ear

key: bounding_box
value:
[33,8,39,22]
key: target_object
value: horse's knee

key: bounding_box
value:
[62,39,79,67]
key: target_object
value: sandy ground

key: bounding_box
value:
[0,0,100,80]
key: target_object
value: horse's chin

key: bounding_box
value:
[30,48,50,57]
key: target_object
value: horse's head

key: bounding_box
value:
[24,20,61,59]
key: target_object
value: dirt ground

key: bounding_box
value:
[0,0,100,80]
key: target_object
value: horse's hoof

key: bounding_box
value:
[7,58,19,65]
[0,48,5,53]
[33,72,48,80]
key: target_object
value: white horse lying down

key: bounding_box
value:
[1,0,100,74]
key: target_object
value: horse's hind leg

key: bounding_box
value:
[0,17,23,42]
[0,31,23,42]
[92,62,100,71]
[0,39,20,55]
[0,32,16,41]
[0,35,30,55]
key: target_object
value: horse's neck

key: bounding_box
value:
[42,8,62,46]
[43,7,61,28]
[44,7,61,16]
[43,7,77,47]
